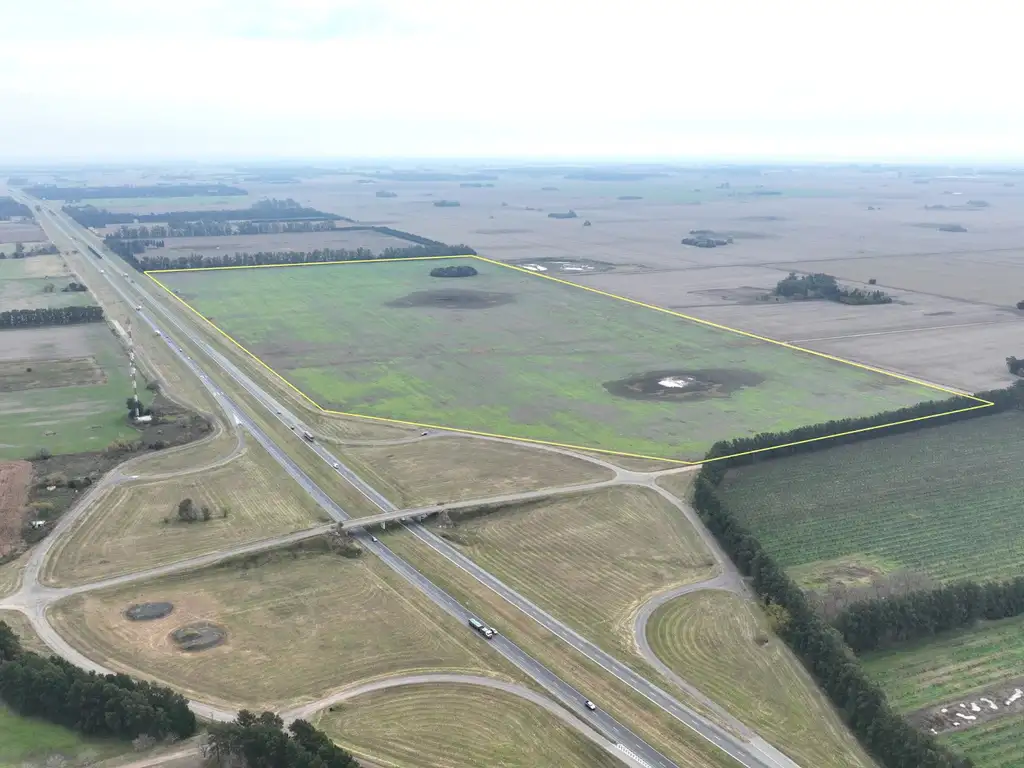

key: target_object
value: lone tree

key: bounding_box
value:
[430,265,478,278]
[1008,357,1024,377]
[177,498,198,523]
[1017,300,1024,310]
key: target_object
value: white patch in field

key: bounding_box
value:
[658,376,696,388]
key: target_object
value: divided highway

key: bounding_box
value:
[25,196,795,768]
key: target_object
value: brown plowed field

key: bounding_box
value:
[0,461,31,557]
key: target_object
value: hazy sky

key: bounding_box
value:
[1,0,1021,163]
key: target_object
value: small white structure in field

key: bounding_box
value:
[134,414,153,424]
[29,520,46,529]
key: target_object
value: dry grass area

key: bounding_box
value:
[124,424,239,476]
[656,471,697,503]
[647,590,873,768]
[0,357,105,393]
[44,441,326,586]
[0,460,31,558]
[311,411,418,441]
[317,683,620,768]
[440,485,716,662]
[0,610,49,655]
[0,553,27,598]
[49,550,509,712]
[340,437,614,507]
[384,531,736,768]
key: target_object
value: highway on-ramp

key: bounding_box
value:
[23,196,796,768]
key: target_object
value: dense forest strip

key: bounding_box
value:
[0,305,103,328]
[64,198,344,228]
[0,620,196,742]
[0,196,33,218]
[27,184,246,200]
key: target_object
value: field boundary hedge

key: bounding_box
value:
[691,382,1023,767]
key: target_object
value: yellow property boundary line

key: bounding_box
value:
[145,255,994,466]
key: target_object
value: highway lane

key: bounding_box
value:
[26,198,683,768]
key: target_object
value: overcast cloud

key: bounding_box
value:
[1,0,1021,163]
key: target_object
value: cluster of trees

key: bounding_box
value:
[774,272,893,305]
[64,198,341,228]
[117,243,476,273]
[27,183,246,200]
[0,621,196,742]
[111,218,339,239]
[0,305,103,328]
[833,576,1024,653]
[690,381,1024,767]
[0,242,58,258]
[0,196,32,218]
[205,710,359,768]
[62,281,88,292]
[1016,300,1024,310]
[547,210,578,219]
[430,265,478,278]
[175,497,220,523]
[104,237,165,262]
[1008,356,1024,376]
[433,200,461,207]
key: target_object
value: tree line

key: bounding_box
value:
[686,384,1024,768]
[64,198,342,228]
[26,183,246,200]
[112,243,476,273]
[0,242,60,258]
[0,305,103,329]
[112,219,339,239]
[701,381,1023,474]
[205,710,360,767]
[774,272,892,305]
[0,621,196,742]
[832,576,1024,654]
[1007,356,1023,376]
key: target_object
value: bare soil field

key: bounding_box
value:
[338,437,613,507]
[44,441,325,586]
[0,357,105,393]
[49,548,511,712]
[155,228,418,261]
[0,221,45,244]
[0,461,31,558]
[0,324,97,362]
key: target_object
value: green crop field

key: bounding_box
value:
[0,254,85,310]
[862,615,1024,768]
[154,258,947,460]
[0,705,129,766]
[0,324,140,459]
[719,411,1024,584]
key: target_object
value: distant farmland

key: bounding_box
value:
[155,257,948,461]
[719,411,1024,585]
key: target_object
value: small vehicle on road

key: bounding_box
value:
[332,462,340,468]
[584,700,597,711]
[371,536,379,542]
[468,617,495,639]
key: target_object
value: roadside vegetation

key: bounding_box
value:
[317,683,620,768]
[337,437,613,507]
[44,440,324,586]
[647,590,874,768]
[48,548,513,712]
[434,485,716,661]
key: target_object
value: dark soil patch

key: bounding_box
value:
[171,621,227,652]
[688,287,774,305]
[473,228,534,235]
[386,289,514,310]
[125,601,174,621]
[603,369,765,401]
[907,676,1024,735]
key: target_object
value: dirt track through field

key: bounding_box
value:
[0,461,30,557]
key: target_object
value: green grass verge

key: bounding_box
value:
[155,258,945,461]
[719,411,1024,583]
[0,705,129,766]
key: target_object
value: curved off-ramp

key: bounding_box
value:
[282,673,642,767]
